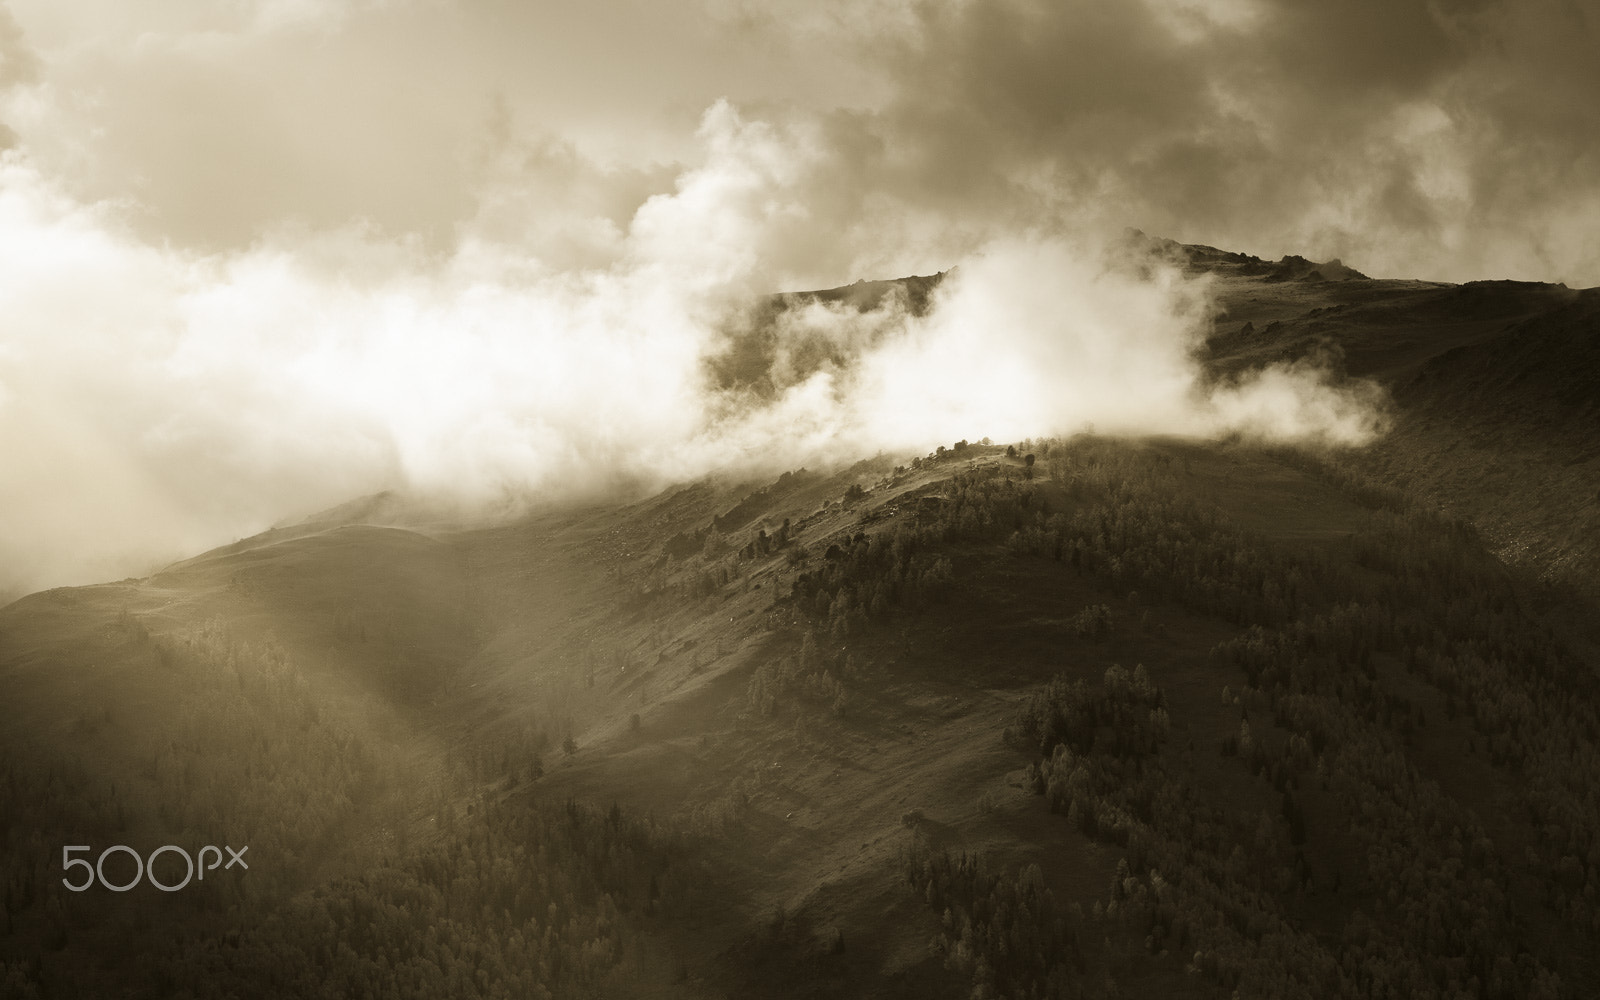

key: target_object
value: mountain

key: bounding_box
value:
[2,245,1598,999]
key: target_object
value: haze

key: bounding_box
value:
[0,0,1594,596]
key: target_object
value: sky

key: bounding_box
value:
[0,0,1595,595]
[5,0,1597,285]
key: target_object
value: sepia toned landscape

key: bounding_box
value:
[1,2,1598,998]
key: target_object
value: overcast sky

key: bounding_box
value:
[3,0,1597,286]
[0,0,1594,596]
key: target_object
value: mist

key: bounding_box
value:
[0,99,1387,598]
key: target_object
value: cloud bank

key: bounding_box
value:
[0,100,1384,596]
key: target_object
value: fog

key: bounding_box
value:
[0,99,1385,596]
[6,0,1592,595]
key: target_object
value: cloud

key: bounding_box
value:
[0,101,1385,598]
[736,235,1385,455]
[21,0,1599,596]
[5,0,1596,283]
[0,0,882,254]
[852,0,1600,284]
[0,1,37,92]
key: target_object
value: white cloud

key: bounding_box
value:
[0,103,1385,597]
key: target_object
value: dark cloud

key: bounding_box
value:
[823,0,1600,283]
[0,2,37,90]
[1264,0,1470,96]
[4,0,1594,282]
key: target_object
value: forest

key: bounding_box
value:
[0,620,702,998]
[884,439,1598,999]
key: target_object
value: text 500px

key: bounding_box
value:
[60,845,248,891]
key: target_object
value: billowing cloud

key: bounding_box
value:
[0,102,1383,597]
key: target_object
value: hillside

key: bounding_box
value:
[3,248,1600,998]
[1190,249,1599,594]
